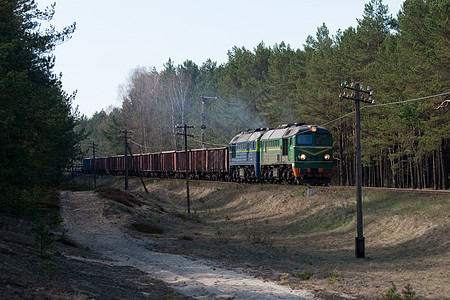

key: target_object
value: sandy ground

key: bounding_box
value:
[59,190,316,299]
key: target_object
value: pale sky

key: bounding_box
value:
[38,0,404,117]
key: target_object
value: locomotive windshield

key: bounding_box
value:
[296,134,313,145]
[315,133,331,146]
[296,132,331,146]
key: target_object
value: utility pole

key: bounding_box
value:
[125,143,149,194]
[199,96,217,149]
[176,124,194,213]
[92,142,98,188]
[340,81,374,258]
[119,129,148,193]
[120,129,132,191]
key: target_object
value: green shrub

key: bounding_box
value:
[384,283,418,300]
[34,222,54,258]
[293,268,314,280]
[328,270,340,284]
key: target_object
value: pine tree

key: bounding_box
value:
[0,0,78,211]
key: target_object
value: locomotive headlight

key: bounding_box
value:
[300,154,307,160]
[310,126,317,132]
[324,154,331,160]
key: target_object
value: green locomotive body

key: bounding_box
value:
[259,123,333,184]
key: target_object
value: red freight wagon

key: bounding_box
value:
[175,151,187,174]
[107,155,122,174]
[206,147,228,180]
[150,152,162,175]
[104,156,112,173]
[190,149,207,178]
[161,151,175,177]
[139,153,151,173]
[97,157,107,174]
[116,155,133,175]
[206,147,228,171]
[117,155,125,174]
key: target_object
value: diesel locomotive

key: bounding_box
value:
[229,123,333,185]
[82,123,333,185]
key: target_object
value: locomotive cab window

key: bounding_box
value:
[231,145,236,158]
[315,133,331,146]
[296,134,313,145]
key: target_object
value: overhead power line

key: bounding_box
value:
[189,137,228,148]
[368,91,449,108]
[322,91,449,127]
[129,139,152,152]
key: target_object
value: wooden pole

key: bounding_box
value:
[184,124,190,213]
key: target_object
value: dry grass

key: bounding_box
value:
[76,174,449,299]
[95,187,140,207]
[139,180,449,299]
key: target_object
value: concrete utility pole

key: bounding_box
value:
[199,96,217,149]
[340,81,374,258]
[176,124,194,213]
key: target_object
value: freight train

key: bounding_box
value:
[82,123,333,185]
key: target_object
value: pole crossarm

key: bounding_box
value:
[176,132,195,137]
[176,124,195,137]
[340,81,374,104]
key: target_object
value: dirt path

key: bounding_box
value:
[59,190,316,299]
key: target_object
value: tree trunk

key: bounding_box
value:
[339,130,345,186]
[443,140,449,189]
[432,150,438,189]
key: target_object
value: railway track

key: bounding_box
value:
[155,177,450,195]
[350,186,450,195]
[69,171,450,194]
[198,180,450,194]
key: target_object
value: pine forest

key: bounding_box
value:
[79,0,449,189]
